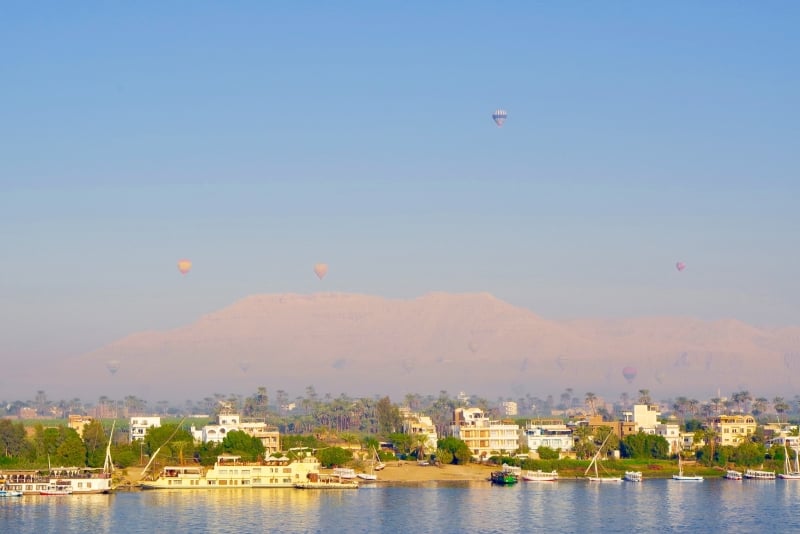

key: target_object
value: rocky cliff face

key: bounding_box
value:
[71,292,797,401]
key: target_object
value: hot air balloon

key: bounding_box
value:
[177,259,192,275]
[622,366,637,384]
[238,360,250,373]
[314,263,328,280]
[492,109,508,127]
[106,360,120,376]
[676,261,686,272]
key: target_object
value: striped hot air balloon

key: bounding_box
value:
[492,109,508,127]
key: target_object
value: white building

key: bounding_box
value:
[656,423,681,454]
[130,416,161,443]
[501,401,518,417]
[451,407,520,460]
[519,419,573,454]
[632,404,661,433]
[400,409,439,454]
[191,412,280,455]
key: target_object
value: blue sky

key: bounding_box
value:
[1,2,798,376]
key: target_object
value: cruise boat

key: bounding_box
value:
[521,469,559,482]
[725,470,743,480]
[140,453,322,490]
[744,469,776,480]
[2,472,53,495]
[48,467,113,494]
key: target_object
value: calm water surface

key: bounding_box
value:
[2,479,799,533]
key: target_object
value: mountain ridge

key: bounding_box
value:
[69,292,797,401]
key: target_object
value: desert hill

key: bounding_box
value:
[70,292,798,401]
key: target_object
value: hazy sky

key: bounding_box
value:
[2,3,798,380]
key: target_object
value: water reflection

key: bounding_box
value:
[5,480,800,533]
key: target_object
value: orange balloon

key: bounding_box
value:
[177,259,192,275]
[314,263,328,280]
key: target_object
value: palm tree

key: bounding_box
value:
[774,397,790,423]
[637,389,651,405]
[585,392,598,415]
[752,397,768,419]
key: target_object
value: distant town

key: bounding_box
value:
[1,386,797,478]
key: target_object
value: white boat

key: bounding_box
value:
[778,443,800,480]
[357,447,384,481]
[332,467,357,480]
[584,434,622,482]
[672,449,703,481]
[624,471,643,482]
[140,454,322,489]
[744,469,775,480]
[47,467,113,494]
[725,469,743,480]
[0,489,23,497]
[1,475,51,495]
[12,424,116,495]
[295,473,359,489]
[372,446,386,471]
[521,469,559,482]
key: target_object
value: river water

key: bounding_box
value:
[2,479,798,533]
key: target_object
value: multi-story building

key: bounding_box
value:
[632,404,661,433]
[130,416,162,443]
[191,412,280,455]
[710,415,757,446]
[400,408,438,454]
[656,423,681,453]
[519,419,573,454]
[451,407,519,460]
[68,415,94,438]
[501,401,518,417]
[586,415,636,439]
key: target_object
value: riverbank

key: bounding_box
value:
[370,462,495,483]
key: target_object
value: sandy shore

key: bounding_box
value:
[369,462,495,483]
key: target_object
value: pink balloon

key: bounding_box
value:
[622,366,637,383]
[676,261,686,272]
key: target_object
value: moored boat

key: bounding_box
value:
[140,453,322,489]
[672,450,703,481]
[744,469,775,480]
[624,471,643,482]
[490,470,518,485]
[48,467,113,494]
[521,470,558,482]
[332,467,357,480]
[0,489,23,497]
[295,473,359,489]
[585,434,623,483]
[778,443,800,480]
[725,470,743,480]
